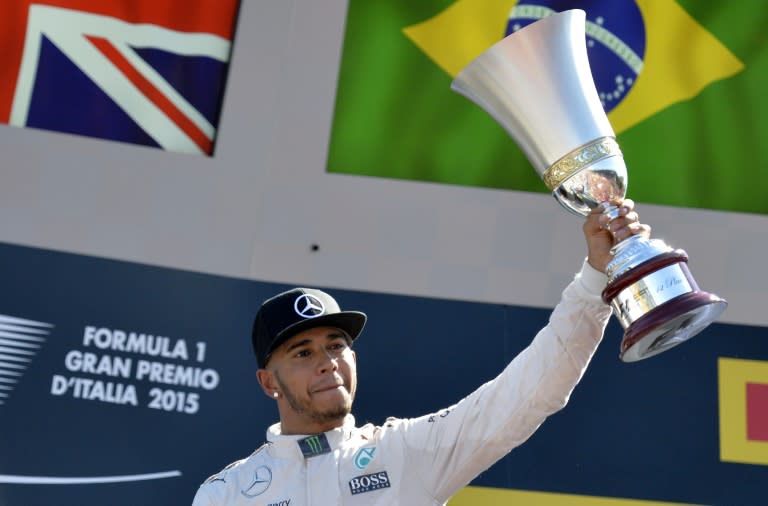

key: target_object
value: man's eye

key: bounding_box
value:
[294,350,311,358]
[329,343,346,352]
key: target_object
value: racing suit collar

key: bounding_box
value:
[265,414,357,459]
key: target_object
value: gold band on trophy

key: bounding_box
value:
[543,136,622,190]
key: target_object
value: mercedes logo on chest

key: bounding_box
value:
[294,294,325,318]
[241,465,272,497]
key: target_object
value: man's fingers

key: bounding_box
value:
[608,211,639,231]
[613,222,651,242]
[586,200,643,237]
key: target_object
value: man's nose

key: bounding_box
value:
[317,349,339,373]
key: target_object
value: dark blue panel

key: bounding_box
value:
[0,241,765,505]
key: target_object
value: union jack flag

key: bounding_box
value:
[0,0,240,155]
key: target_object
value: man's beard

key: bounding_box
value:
[274,372,354,425]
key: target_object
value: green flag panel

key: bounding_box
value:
[327,0,768,215]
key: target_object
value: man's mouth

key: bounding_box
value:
[312,383,345,394]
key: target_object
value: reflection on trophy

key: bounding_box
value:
[451,9,726,361]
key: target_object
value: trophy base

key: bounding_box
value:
[618,291,727,362]
[603,249,727,362]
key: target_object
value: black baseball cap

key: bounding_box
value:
[252,287,367,368]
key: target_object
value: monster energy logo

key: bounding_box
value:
[305,436,322,453]
[298,434,331,458]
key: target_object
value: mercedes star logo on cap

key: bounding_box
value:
[294,294,325,318]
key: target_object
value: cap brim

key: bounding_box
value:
[268,311,367,358]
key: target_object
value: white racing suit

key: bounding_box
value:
[192,261,612,506]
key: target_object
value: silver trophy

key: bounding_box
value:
[451,9,726,361]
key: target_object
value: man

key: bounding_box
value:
[192,201,649,505]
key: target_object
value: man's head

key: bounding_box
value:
[252,288,366,434]
[252,287,366,368]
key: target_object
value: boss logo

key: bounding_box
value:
[348,471,390,495]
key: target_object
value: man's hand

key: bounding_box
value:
[584,199,651,274]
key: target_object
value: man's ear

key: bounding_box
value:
[256,369,277,398]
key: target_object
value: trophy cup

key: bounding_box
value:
[451,9,726,361]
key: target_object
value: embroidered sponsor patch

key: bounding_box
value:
[348,471,390,495]
[298,434,331,458]
[241,465,272,497]
[353,447,376,470]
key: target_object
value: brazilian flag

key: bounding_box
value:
[326,0,767,215]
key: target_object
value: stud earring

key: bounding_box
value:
[273,392,279,398]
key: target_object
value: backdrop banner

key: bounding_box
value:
[0,241,766,505]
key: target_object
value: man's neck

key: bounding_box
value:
[278,416,346,436]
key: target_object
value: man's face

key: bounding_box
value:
[264,326,357,432]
